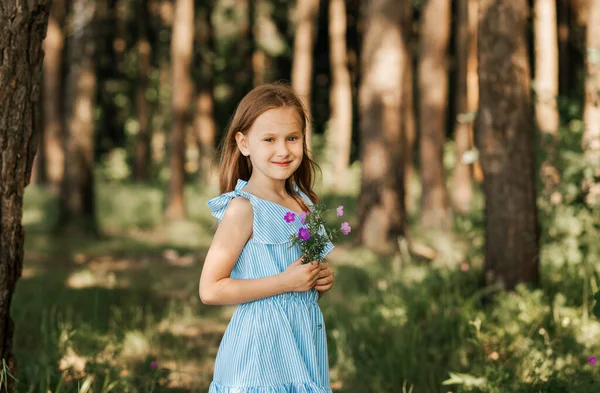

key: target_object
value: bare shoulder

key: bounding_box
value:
[222,196,253,219]
[218,196,253,234]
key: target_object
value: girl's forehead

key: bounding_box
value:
[250,107,303,134]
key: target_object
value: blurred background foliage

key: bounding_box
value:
[4,0,600,392]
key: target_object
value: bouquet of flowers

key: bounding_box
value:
[283,204,351,263]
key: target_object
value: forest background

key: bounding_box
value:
[1,0,600,392]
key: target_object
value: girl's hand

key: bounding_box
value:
[280,258,321,292]
[314,262,335,294]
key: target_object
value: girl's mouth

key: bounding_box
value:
[272,161,291,167]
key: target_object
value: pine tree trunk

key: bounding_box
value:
[583,0,600,206]
[477,0,539,290]
[327,0,352,191]
[469,0,483,183]
[558,0,570,96]
[358,0,407,254]
[195,4,217,186]
[403,1,416,213]
[534,0,560,194]
[166,0,194,220]
[291,0,319,154]
[134,0,151,182]
[534,0,559,138]
[43,0,65,193]
[418,0,452,229]
[59,0,98,233]
[0,1,51,390]
[452,0,473,214]
[251,0,265,87]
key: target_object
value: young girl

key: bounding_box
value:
[200,83,336,393]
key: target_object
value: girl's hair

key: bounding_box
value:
[217,82,319,211]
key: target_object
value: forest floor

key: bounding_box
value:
[12,181,600,393]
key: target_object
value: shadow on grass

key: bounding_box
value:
[13,245,222,392]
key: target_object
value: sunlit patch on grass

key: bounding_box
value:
[59,347,88,379]
[22,207,44,226]
[21,266,42,279]
[120,331,152,363]
[66,269,122,289]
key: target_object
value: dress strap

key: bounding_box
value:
[207,179,253,222]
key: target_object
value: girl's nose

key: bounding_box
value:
[276,141,290,157]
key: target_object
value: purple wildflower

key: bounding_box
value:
[151,360,158,369]
[590,356,597,365]
[299,211,308,224]
[337,205,344,217]
[298,227,311,241]
[341,222,351,235]
[284,212,296,223]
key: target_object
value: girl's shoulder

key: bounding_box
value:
[207,179,310,245]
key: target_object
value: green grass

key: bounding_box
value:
[11,174,600,392]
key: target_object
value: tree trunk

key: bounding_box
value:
[534,0,559,136]
[59,0,98,234]
[0,1,51,390]
[477,0,539,290]
[251,0,265,87]
[535,0,560,194]
[195,4,218,186]
[403,1,416,213]
[469,0,483,183]
[452,0,473,214]
[326,0,352,191]
[418,0,452,229]
[291,0,319,154]
[166,0,194,220]
[558,0,570,96]
[583,0,600,204]
[358,0,407,254]
[134,0,151,182]
[43,0,66,193]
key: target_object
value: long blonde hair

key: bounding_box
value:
[216,83,319,210]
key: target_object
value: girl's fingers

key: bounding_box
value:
[315,283,332,292]
[318,269,332,278]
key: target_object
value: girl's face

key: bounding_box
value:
[235,107,304,183]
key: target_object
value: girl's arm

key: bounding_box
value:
[199,197,320,306]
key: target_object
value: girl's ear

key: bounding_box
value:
[235,132,250,156]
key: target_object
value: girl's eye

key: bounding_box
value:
[264,138,274,142]
[287,136,298,142]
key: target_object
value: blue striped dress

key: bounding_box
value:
[206,179,334,393]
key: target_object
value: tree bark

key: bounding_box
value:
[452,0,473,214]
[557,0,571,96]
[358,0,406,254]
[418,0,452,229]
[326,0,352,191]
[403,0,416,213]
[469,0,483,183]
[134,0,151,182]
[166,0,194,220]
[477,0,539,290]
[534,0,559,137]
[534,0,561,193]
[583,0,600,207]
[59,0,98,233]
[0,1,51,390]
[43,0,66,192]
[194,3,218,186]
[291,0,319,154]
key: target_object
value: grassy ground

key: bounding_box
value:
[10,175,600,393]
